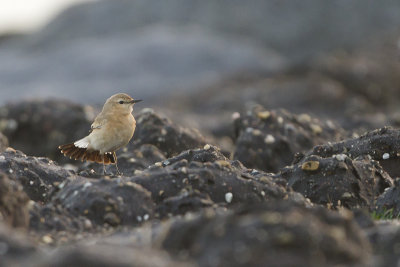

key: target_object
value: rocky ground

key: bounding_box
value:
[1,84,400,266]
[1,1,400,267]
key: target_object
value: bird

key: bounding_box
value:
[59,93,142,176]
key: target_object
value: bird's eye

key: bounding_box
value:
[119,100,124,104]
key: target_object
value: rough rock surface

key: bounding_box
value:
[162,201,371,267]
[0,99,93,161]
[308,127,400,178]
[52,177,154,227]
[280,154,393,210]
[130,146,290,216]
[0,171,29,228]
[0,149,73,203]
[130,109,206,157]
[233,106,345,172]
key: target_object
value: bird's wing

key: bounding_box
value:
[90,117,106,133]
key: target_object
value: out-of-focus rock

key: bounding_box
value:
[0,171,29,228]
[233,106,345,172]
[37,245,193,267]
[0,132,8,152]
[0,222,38,267]
[308,127,400,178]
[53,177,154,227]
[375,179,400,218]
[0,99,93,161]
[27,0,400,62]
[162,201,371,267]
[280,154,393,210]
[130,109,206,157]
[366,221,400,267]
[0,149,72,203]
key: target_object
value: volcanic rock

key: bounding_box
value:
[233,106,344,172]
[280,154,393,209]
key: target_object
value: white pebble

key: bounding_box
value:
[245,127,254,133]
[8,169,13,174]
[334,154,347,161]
[264,134,275,144]
[154,162,162,167]
[29,181,34,185]
[0,155,5,161]
[143,214,150,221]
[382,153,390,160]
[225,192,233,203]
[231,112,241,120]
[136,216,142,222]
[203,144,211,150]
[83,182,92,189]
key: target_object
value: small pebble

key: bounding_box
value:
[42,235,53,244]
[155,162,162,167]
[225,192,233,203]
[301,161,320,171]
[382,153,390,160]
[83,182,92,189]
[143,214,150,221]
[257,111,271,119]
[264,134,275,144]
[203,144,211,150]
[334,154,347,162]
[232,112,241,120]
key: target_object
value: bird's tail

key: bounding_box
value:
[58,143,115,164]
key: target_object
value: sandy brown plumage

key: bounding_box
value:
[58,93,141,175]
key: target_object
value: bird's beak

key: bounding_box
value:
[130,99,142,104]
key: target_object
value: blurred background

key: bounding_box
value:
[1,0,400,135]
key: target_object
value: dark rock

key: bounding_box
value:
[156,191,214,218]
[308,127,400,178]
[0,149,72,203]
[53,177,154,226]
[38,244,193,267]
[0,222,38,267]
[375,178,400,218]
[131,146,289,211]
[162,201,371,266]
[0,99,93,161]
[366,221,400,267]
[0,132,8,152]
[233,106,345,172]
[29,201,94,234]
[280,154,393,209]
[130,109,206,157]
[0,171,29,228]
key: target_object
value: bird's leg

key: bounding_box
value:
[103,154,107,175]
[113,152,122,176]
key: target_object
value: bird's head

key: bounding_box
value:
[103,93,142,114]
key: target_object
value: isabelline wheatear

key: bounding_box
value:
[59,93,141,175]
